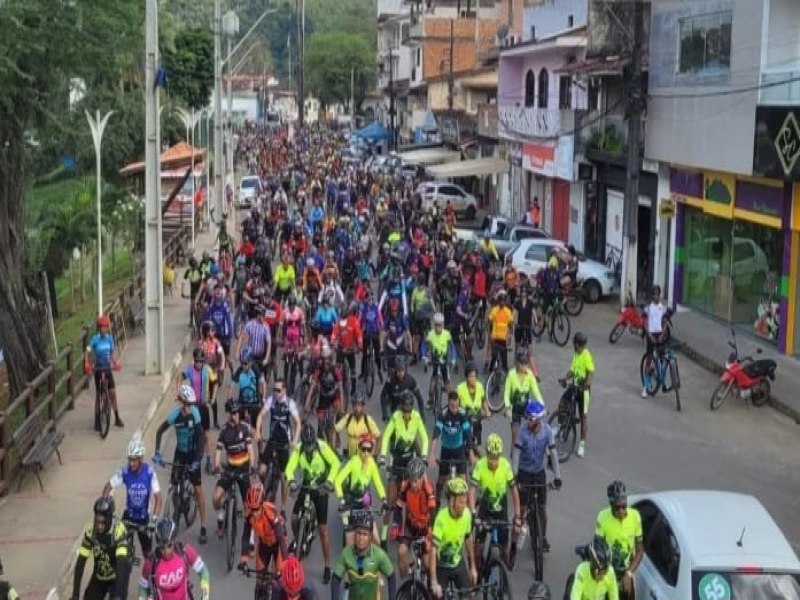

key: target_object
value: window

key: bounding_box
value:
[416,48,421,67]
[679,11,732,74]
[567,14,574,28]
[524,70,536,107]
[530,25,535,40]
[644,518,680,587]
[588,79,601,111]
[524,244,548,262]
[559,75,572,109]
[537,69,549,108]
[401,23,410,44]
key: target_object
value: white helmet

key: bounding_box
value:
[321,346,333,359]
[433,312,445,325]
[178,384,197,404]
[127,437,146,458]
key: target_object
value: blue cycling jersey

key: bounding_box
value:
[314,306,338,334]
[434,409,471,450]
[360,303,381,336]
[516,423,555,474]
[204,301,233,340]
[112,462,158,522]
[90,333,115,369]
[166,406,203,454]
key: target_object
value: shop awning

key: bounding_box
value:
[397,148,461,166]
[426,157,508,178]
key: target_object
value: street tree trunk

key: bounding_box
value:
[0,118,48,399]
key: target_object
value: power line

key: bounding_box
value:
[649,74,800,99]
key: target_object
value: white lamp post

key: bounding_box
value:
[176,107,202,249]
[85,109,114,316]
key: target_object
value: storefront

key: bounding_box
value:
[671,167,792,350]
[521,139,573,242]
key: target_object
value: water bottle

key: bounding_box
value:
[517,523,529,549]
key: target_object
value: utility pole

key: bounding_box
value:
[297,0,305,132]
[388,47,396,150]
[350,67,355,134]
[448,19,454,114]
[213,0,224,218]
[621,0,645,304]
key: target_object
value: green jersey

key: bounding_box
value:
[470,456,515,513]
[333,545,394,600]
[432,506,472,567]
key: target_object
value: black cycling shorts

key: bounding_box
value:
[261,439,290,473]
[292,487,330,525]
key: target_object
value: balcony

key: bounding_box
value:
[760,67,800,105]
[405,17,423,45]
[497,106,579,140]
[579,111,645,164]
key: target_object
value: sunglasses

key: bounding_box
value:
[360,446,373,453]
[274,387,284,393]
[613,503,627,512]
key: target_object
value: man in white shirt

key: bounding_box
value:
[641,285,668,398]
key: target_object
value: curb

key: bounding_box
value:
[54,330,194,599]
[675,335,800,424]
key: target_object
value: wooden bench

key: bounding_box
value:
[127,293,145,336]
[13,412,64,492]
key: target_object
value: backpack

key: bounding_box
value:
[235,368,259,405]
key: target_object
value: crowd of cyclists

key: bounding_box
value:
[73,123,644,600]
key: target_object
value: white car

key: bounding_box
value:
[417,181,478,220]
[237,175,261,209]
[686,236,770,296]
[629,490,800,600]
[508,238,615,302]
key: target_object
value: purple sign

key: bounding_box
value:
[735,180,784,219]
[670,168,703,198]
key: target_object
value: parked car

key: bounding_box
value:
[417,181,478,220]
[686,236,770,296]
[473,217,549,258]
[237,175,261,209]
[508,238,615,302]
[628,490,800,600]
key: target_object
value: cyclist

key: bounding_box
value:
[199,321,225,430]
[331,512,397,600]
[203,285,234,361]
[567,536,618,600]
[334,433,388,547]
[245,482,289,579]
[286,423,340,584]
[272,555,318,600]
[391,457,437,578]
[565,332,594,458]
[515,400,562,555]
[379,390,429,545]
[230,348,266,427]
[138,517,211,600]
[153,384,208,544]
[429,391,472,501]
[212,398,256,569]
[421,312,456,409]
[304,347,345,443]
[180,347,217,470]
[102,436,162,559]
[85,314,123,431]
[312,294,339,338]
[237,305,272,383]
[595,481,643,600]
[478,233,499,264]
[456,363,489,454]
[282,295,305,384]
[535,252,560,330]
[184,257,204,328]
[331,302,363,399]
[484,290,513,375]
[468,433,521,568]
[380,355,425,421]
[274,252,297,302]
[410,275,435,365]
[504,348,543,459]
[256,377,302,512]
[71,497,129,600]
[358,289,384,383]
[641,285,668,398]
[335,395,381,458]
[429,477,477,598]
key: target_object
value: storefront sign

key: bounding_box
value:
[735,179,783,219]
[753,106,800,181]
[522,142,556,177]
[659,198,676,218]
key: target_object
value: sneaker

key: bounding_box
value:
[577,441,585,458]
[114,415,125,428]
[288,540,297,554]
[199,527,208,545]
[542,538,551,553]
[323,567,331,585]
[641,387,649,398]
[238,555,249,571]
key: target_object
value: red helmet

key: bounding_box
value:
[388,298,400,312]
[246,482,265,510]
[97,314,110,328]
[281,555,305,597]
[358,432,374,449]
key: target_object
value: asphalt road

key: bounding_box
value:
[134,299,800,600]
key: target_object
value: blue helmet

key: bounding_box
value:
[525,400,547,421]
[209,262,220,276]
[240,347,253,364]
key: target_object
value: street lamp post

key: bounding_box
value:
[176,107,202,249]
[223,10,240,199]
[85,109,114,317]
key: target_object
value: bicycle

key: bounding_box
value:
[640,341,682,411]
[96,369,112,439]
[241,565,279,600]
[471,302,486,351]
[159,462,198,533]
[362,342,376,398]
[531,294,570,347]
[547,376,584,463]
[605,244,622,286]
[484,343,507,414]
[220,467,250,572]
[517,481,556,583]
[473,519,514,600]
[290,482,331,560]
[395,535,431,600]
[435,458,470,505]
[121,518,155,567]
[425,353,448,415]
[259,442,288,503]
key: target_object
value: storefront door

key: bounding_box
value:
[605,188,625,262]
[552,180,570,242]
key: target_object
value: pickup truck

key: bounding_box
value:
[473,217,549,258]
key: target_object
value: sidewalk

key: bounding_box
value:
[0,225,217,600]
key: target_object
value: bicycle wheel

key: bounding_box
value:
[551,310,570,347]
[528,505,545,581]
[396,579,431,600]
[433,375,443,415]
[485,370,505,413]
[563,292,584,317]
[165,490,178,531]
[475,319,486,350]
[365,357,375,398]
[483,557,513,600]
[709,381,733,410]
[99,387,111,439]
[670,361,681,412]
[183,480,198,528]
[531,308,546,339]
[225,496,235,571]
[548,409,576,463]
[296,516,309,560]
[608,323,627,344]
[263,465,278,503]
[639,354,659,397]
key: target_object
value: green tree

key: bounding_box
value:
[163,28,215,110]
[305,32,375,109]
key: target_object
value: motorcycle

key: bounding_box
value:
[709,328,777,410]
[609,287,674,344]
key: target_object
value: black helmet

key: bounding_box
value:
[607,480,627,504]
[401,390,415,411]
[587,535,611,572]
[464,362,477,377]
[224,398,240,414]
[515,348,529,364]
[301,423,317,450]
[201,321,213,336]
[154,516,177,548]
[352,511,374,531]
[93,496,115,520]
[573,331,588,347]
[527,582,551,600]
[393,355,407,371]
[192,347,205,362]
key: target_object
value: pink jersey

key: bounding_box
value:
[140,543,203,600]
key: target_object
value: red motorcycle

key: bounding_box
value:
[608,290,647,343]
[709,329,776,410]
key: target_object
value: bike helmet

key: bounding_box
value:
[192,347,205,362]
[573,331,588,347]
[392,355,407,371]
[607,480,628,505]
[281,555,305,597]
[524,400,546,421]
[406,457,426,480]
[201,321,214,336]
[464,362,477,377]
[587,535,611,572]
[353,394,367,406]
[401,390,415,411]
[485,433,503,456]
[307,257,315,267]
[97,314,110,328]
[178,384,196,404]
[127,437,146,459]
[240,347,253,364]
[246,482,265,511]
[224,398,240,414]
[358,432,374,451]
[288,295,297,307]
[527,582,551,600]
[300,423,317,451]
[154,516,177,548]
[353,511,374,531]
[93,495,115,520]
[515,348,530,364]
[321,346,333,360]
[447,476,468,497]
[388,297,401,312]
[252,265,263,277]
[433,312,444,326]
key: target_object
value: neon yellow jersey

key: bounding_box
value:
[570,561,619,600]
[284,439,340,486]
[335,413,381,458]
[274,264,296,290]
[571,349,595,381]
[479,240,498,260]
[77,521,128,580]
[380,409,429,457]
[456,381,485,414]
[426,329,452,359]
[595,506,643,571]
[470,456,515,513]
[432,506,472,567]
[503,368,542,408]
[334,455,386,501]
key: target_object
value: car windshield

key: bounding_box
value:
[241,179,258,189]
[692,571,800,600]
